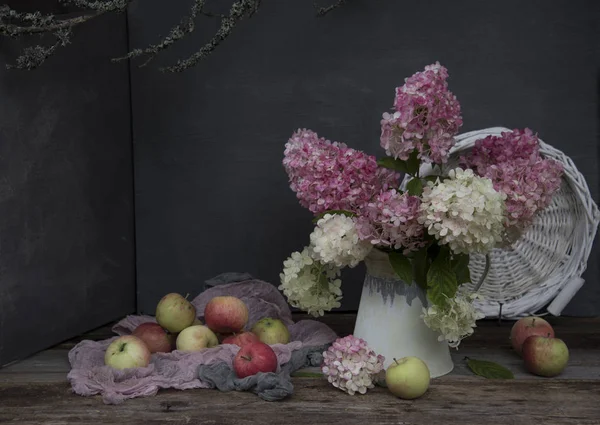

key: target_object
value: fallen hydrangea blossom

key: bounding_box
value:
[321,335,385,395]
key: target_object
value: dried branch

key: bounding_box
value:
[161,0,261,73]
[1,12,99,36]
[1,0,348,71]
[113,0,207,68]
[6,28,71,70]
[313,0,347,16]
[0,1,127,36]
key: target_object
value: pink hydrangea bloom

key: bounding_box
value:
[463,128,540,175]
[355,189,427,254]
[462,129,564,234]
[380,62,463,164]
[321,335,385,395]
[283,129,398,214]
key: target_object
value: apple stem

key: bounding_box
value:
[241,355,252,361]
[393,358,399,366]
[184,293,190,300]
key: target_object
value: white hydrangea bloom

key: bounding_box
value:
[279,247,342,317]
[310,214,372,268]
[419,168,506,254]
[321,335,385,395]
[421,290,485,348]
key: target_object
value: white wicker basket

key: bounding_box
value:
[405,127,600,319]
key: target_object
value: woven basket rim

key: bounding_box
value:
[402,127,600,318]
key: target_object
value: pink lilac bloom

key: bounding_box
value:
[462,129,564,234]
[321,335,385,395]
[355,189,427,254]
[283,129,399,215]
[380,62,463,165]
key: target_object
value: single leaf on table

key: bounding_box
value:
[406,149,421,176]
[388,251,413,284]
[451,253,472,284]
[466,358,514,379]
[312,209,356,223]
[426,247,458,306]
[377,157,409,174]
[406,177,423,196]
[412,248,429,290]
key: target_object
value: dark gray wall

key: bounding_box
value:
[0,11,135,365]
[129,0,600,315]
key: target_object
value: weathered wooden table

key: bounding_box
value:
[1,315,599,425]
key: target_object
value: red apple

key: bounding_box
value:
[204,296,249,333]
[222,331,260,347]
[132,322,174,353]
[233,342,278,378]
[522,335,569,377]
[510,317,555,355]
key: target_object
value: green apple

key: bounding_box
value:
[104,335,151,370]
[175,325,219,352]
[155,293,196,333]
[251,318,290,345]
[385,356,430,399]
[522,335,569,377]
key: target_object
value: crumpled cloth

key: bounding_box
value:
[198,342,327,401]
[67,273,337,404]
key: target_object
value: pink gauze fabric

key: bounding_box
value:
[67,279,338,404]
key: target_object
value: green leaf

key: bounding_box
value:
[406,149,421,176]
[312,209,356,223]
[424,175,441,184]
[377,157,409,174]
[406,178,423,196]
[426,247,458,306]
[388,251,413,283]
[452,253,472,284]
[412,248,429,290]
[466,358,514,379]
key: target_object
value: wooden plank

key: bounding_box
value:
[1,316,599,385]
[0,350,70,374]
[0,379,598,425]
[2,345,598,385]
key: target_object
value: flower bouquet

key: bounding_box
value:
[278,63,564,381]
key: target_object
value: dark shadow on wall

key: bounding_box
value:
[0,7,136,366]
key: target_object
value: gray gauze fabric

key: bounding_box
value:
[67,274,337,404]
[198,341,327,401]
